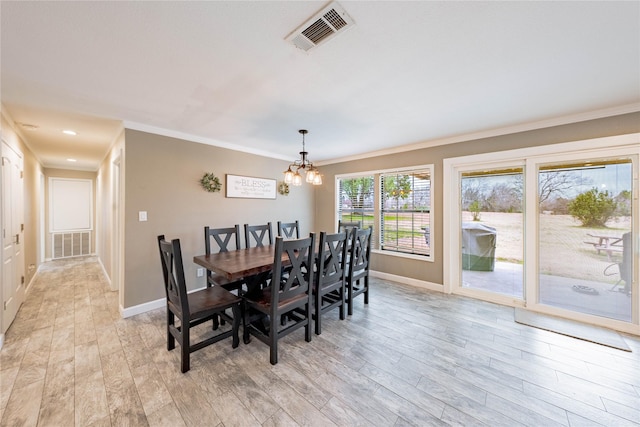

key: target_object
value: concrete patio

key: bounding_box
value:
[462,261,632,322]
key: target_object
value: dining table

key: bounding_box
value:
[193,245,285,283]
[194,235,325,281]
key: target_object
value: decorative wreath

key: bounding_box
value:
[200,173,221,193]
[278,181,290,196]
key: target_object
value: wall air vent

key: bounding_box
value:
[286,2,354,52]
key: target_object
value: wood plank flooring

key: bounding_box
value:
[1,256,639,426]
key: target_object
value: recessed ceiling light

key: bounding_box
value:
[66,158,77,162]
[63,130,77,135]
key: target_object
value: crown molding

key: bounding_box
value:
[123,121,293,162]
[317,103,640,166]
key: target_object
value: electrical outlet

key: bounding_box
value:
[196,268,204,277]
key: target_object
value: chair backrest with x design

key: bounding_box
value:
[346,226,372,315]
[317,231,348,290]
[338,220,362,234]
[204,225,244,289]
[158,235,189,318]
[313,231,348,334]
[277,220,300,240]
[273,235,314,302]
[205,225,241,254]
[244,222,273,248]
[350,226,372,280]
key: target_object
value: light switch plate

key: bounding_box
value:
[139,211,147,221]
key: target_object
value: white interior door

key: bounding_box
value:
[2,141,25,333]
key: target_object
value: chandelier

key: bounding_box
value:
[283,129,322,186]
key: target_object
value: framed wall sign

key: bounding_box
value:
[225,174,277,199]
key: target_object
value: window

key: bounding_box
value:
[337,165,433,259]
[381,168,431,256]
[337,175,375,231]
[49,178,93,232]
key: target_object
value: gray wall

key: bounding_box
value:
[316,112,640,286]
[122,129,314,308]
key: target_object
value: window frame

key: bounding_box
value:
[380,167,432,257]
[336,164,434,262]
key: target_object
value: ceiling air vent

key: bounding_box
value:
[286,2,354,52]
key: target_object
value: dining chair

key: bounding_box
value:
[338,220,362,233]
[242,234,315,365]
[204,225,245,293]
[313,231,348,335]
[346,226,372,315]
[277,220,300,239]
[244,222,273,248]
[157,235,241,373]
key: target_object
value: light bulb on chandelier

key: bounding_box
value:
[282,129,322,186]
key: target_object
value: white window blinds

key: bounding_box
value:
[380,168,431,256]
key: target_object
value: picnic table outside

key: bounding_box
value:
[584,233,623,261]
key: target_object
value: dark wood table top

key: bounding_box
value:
[193,245,280,282]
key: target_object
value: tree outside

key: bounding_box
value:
[568,188,617,227]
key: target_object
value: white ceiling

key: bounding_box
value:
[2,1,639,171]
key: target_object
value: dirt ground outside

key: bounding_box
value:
[462,211,631,283]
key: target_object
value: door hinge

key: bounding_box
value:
[3,301,7,310]
[20,171,23,179]
[21,276,25,285]
[21,223,24,232]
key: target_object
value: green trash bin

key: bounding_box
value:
[462,222,496,271]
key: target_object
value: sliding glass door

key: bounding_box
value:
[460,168,524,298]
[445,135,638,332]
[538,159,633,322]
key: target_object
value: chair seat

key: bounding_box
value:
[188,286,241,319]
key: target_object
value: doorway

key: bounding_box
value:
[536,158,634,322]
[444,135,639,334]
[460,167,524,299]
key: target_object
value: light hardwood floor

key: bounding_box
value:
[1,256,639,426]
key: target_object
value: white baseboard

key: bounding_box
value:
[24,265,41,295]
[370,270,444,292]
[96,258,114,291]
[119,286,208,318]
[0,333,4,351]
[120,298,165,318]
[119,275,443,320]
